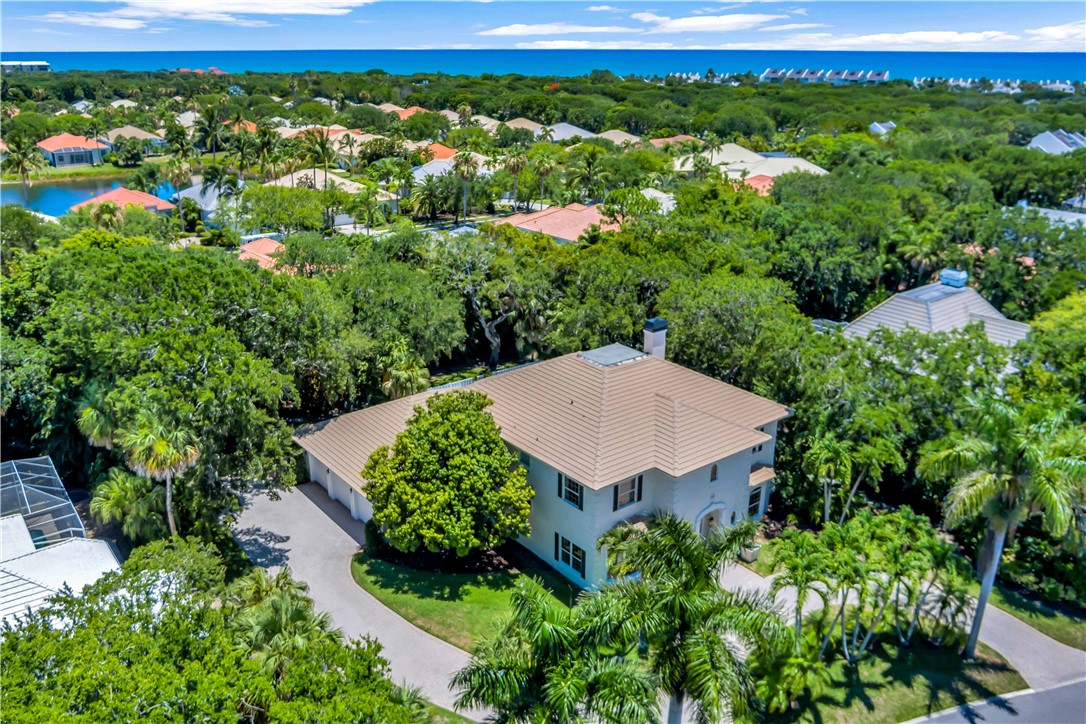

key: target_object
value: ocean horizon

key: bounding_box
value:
[2,50,1083,82]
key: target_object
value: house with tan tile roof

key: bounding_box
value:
[596,129,641,146]
[295,323,789,584]
[496,202,618,243]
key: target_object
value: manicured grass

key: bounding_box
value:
[3,163,138,183]
[351,545,579,651]
[739,536,779,576]
[970,581,1086,651]
[775,638,1026,723]
[424,703,473,723]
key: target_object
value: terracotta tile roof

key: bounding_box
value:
[224,120,258,134]
[496,203,619,243]
[426,142,458,160]
[36,133,108,153]
[0,139,8,153]
[69,187,175,213]
[394,106,427,120]
[743,174,775,195]
[295,345,789,493]
[647,134,700,149]
[238,237,285,271]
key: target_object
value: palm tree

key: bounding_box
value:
[255,125,282,180]
[769,529,829,644]
[163,154,192,192]
[349,186,387,233]
[229,129,259,175]
[452,577,659,722]
[451,152,477,223]
[502,146,528,211]
[803,433,853,527]
[919,396,1086,659]
[566,147,613,203]
[118,409,200,537]
[236,592,339,679]
[2,137,48,195]
[76,381,116,450]
[412,174,443,222]
[591,515,789,723]
[194,104,227,162]
[90,468,167,543]
[378,338,430,399]
[301,127,337,190]
[531,155,557,211]
[227,566,310,609]
[90,201,125,231]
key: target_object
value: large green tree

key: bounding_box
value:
[363,390,534,557]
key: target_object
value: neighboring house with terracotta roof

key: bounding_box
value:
[496,202,618,243]
[743,174,775,195]
[238,237,285,272]
[425,142,458,160]
[294,325,789,585]
[103,124,166,154]
[843,271,1030,348]
[376,102,404,112]
[36,133,108,167]
[224,119,258,134]
[70,187,176,215]
[393,106,427,120]
[596,129,641,146]
[647,134,701,150]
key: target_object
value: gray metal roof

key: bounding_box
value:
[844,282,1030,347]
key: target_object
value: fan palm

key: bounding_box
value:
[236,591,340,680]
[90,467,167,543]
[228,566,310,609]
[378,338,430,400]
[118,408,200,537]
[2,136,48,194]
[452,577,659,723]
[919,396,1086,659]
[590,514,788,724]
[90,201,125,231]
[76,381,117,450]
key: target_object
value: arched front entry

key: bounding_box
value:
[696,505,726,538]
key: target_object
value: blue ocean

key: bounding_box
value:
[2,50,1083,81]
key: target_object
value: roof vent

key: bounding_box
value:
[940,269,968,288]
[643,317,668,359]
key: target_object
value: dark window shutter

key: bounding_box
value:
[613,485,619,511]
[636,475,643,502]
[554,532,559,560]
[577,484,583,511]
[558,473,563,498]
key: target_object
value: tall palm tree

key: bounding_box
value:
[919,396,1086,659]
[194,104,227,162]
[378,338,430,400]
[255,124,282,180]
[349,186,387,233]
[118,409,200,537]
[451,152,477,223]
[531,155,557,211]
[2,137,48,195]
[453,577,659,722]
[412,174,443,222]
[90,201,125,231]
[229,129,259,175]
[566,147,613,203]
[803,433,853,527]
[90,468,167,543]
[502,146,528,211]
[301,127,337,190]
[163,155,192,192]
[591,514,788,723]
[769,529,829,644]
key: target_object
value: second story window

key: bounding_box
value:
[710,464,718,482]
[748,487,763,517]
[612,475,643,511]
[559,473,583,510]
[752,444,764,454]
[518,450,531,469]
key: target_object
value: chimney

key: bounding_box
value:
[643,318,668,359]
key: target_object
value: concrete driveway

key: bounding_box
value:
[915,679,1086,724]
[234,483,480,719]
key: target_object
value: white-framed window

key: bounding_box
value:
[612,475,642,511]
[558,473,583,510]
[710,464,718,482]
[554,532,586,577]
[748,487,763,517]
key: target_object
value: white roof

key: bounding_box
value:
[176,111,198,127]
[640,188,675,213]
[110,99,137,108]
[675,143,763,172]
[1027,130,1086,155]
[544,123,595,141]
[721,156,828,179]
[411,154,491,184]
[1,535,119,624]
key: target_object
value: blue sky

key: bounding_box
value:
[2,1,1083,52]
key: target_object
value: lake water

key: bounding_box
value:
[1,179,177,218]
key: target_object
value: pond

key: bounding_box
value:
[1,179,178,218]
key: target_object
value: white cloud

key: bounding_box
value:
[1025,20,1085,46]
[587,5,621,11]
[759,23,828,32]
[39,0,374,31]
[718,29,1022,51]
[790,7,808,16]
[477,22,639,36]
[631,12,788,33]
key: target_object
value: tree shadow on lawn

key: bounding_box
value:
[775,640,1020,723]
[356,553,518,602]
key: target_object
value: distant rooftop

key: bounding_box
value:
[578,343,646,368]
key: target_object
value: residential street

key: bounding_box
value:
[233,483,484,720]
[919,679,1086,724]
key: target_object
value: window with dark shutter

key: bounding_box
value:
[614,476,639,510]
[560,474,583,510]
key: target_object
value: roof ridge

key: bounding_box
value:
[591,365,614,483]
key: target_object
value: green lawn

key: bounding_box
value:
[3,163,138,183]
[971,581,1086,651]
[740,536,779,576]
[351,545,579,651]
[424,703,473,723]
[774,638,1026,723]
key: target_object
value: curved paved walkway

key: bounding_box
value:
[234,484,484,720]
[724,564,1086,694]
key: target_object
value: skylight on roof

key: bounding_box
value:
[577,343,646,367]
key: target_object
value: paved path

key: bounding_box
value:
[234,484,482,720]
[915,679,1086,724]
[724,564,1086,690]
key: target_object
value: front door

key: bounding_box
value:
[699,509,722,537]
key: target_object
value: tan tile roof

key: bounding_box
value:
[496,203,618,243]
[295,345,788,493]
[749,464,776,487]
[104,125,163,143]
[504,117,543,132]
[596,129,641,145]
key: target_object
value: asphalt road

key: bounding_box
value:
[919,679,1086,724]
